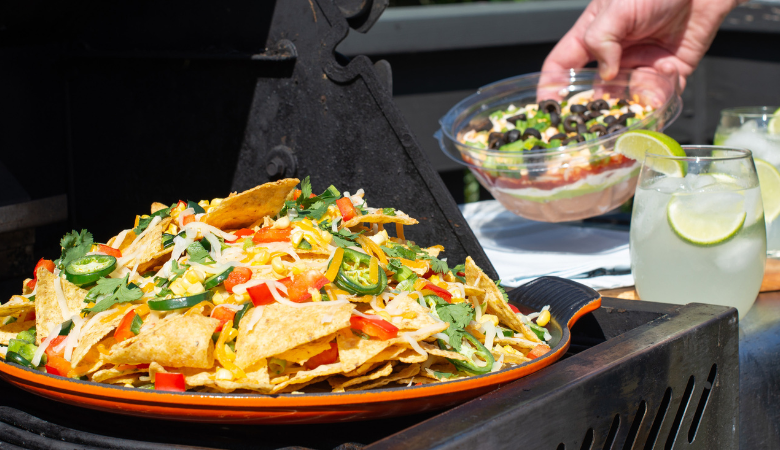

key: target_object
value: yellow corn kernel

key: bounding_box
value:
[451,296,466,304]
[272,217,291,229]
[215,368,233,381]
[194,269,206,282]
[170,280,187,296]
[436,282,449,291]
[413,278,428,291]
[166,224,179,235]
[272,256,286,275]
[187,281,205,295]
[141,283,156,294]
[291,230,304,246]
[211,198,223,208]
[232,293,249,303]
[401,311,417,319]
[376,310,392,322]
[536,310,551,327]
[254,249,271,266]
[429,275,441,284]
[185,270,201,284]
[480,314,499,327]
[444,272,457,283]
[136,304,150,317]
[291,263,304,276]
[309,287,322,302]
[198,199,210,209]
[503,345,519,355]
[212,292,225,305]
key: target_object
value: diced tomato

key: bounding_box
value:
[304,341,338,370]
[456,271,465,277]
[421,283,452,303]
[23,310,35,322]
[114,311,138,342]
[28,258,56,289]
[232,228,255,238]
[527,344,551,360]
[212,307,237,332]
[336,197,358,222]
[45,355,71,377]
[98,244,122,258]
[252,227,291,244]
[350,315,399,340]
[292,190,317,200]
[44,336,67,359]
[224,267,253,293]
[247,280,286,306]
[508,303,520,314]
[155,372,186,392]
[182,214,196,226]
[284,270,329,303]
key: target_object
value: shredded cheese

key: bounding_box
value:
[400,333,428,358]
[246,305,266,332]
[64,314,85,362]
[53,276,71,320]
[31,323,62,367]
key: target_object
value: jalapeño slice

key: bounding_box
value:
[437,332,495,375]
[203,266,234,290]
[148,291,214,311]
[330,247,387,295]
[233,303,252,329]
[64,255,117,286]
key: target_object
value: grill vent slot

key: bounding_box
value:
[665,376,695,449]
[557,443,566,450]
[688,364,718,443]
[623,400,647,450]
[603,414,620,449]
[644,387,672,450]
[580,428,594,450]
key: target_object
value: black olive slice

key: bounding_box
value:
[606,123,625,134]
[563,115,585,133]
[588,124,608,136]
[522,128,542,140]
[505,129,521,143]
[538,100,562,115]
[587,99,609,113]
[570,104,587,114]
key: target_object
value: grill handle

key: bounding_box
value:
[508,276,602,329]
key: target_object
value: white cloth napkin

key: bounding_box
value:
[459,200,634,290]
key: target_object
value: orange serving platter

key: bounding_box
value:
[0,277,600,424]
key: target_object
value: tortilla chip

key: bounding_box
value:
[72,305,137,367]
[343,209,418,228]
[465,257,540,342]
[346,363,421,391]
[396,349,428,363]
[328,361,394,391]
[418,341,468,361]
[384,295,441,331]
[34,268,88,345]
[235,302,353,369]
[336,329,396,373]
[491,347,531,364]
[0,320,35,345]
[365,345,407,365]
[151,202,168,214]
[276,375,331,394]
[108,314,218,368]
[396,376,437,386]
[122,217,172,272]
[203,179,299,230]
[494,336,540,350]
[92,366,148,383]
[182,368,217,388]
[0,296,34,318]
[343,361,381,378]
[270,362,345,393]
[274,334,335,365]
[107,230,136,253]
[103,373,142,386]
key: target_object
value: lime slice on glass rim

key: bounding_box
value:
[667,189,747,246]
[754,158,780,222]
[767,107,780,135]
[615,130,687,176]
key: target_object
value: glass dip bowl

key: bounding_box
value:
[436,69,682,222]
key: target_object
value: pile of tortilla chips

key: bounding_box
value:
[0,178,551,394]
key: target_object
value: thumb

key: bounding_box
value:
[583,2,632,80]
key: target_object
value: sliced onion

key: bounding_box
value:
[491,353,505,372]
[64,314,85,362]
[204,232,223,262]
[178,207,195,228]
[110,229,131,250]
[246,305,266,332]
[31,323,62,367]
[432,332,450,344]
[400,333,428,358]
[53,276,71,320]
[184,221,239,242]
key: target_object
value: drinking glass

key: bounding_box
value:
[630,146,766,318]
[714,106,780,258]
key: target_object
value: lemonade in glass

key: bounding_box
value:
[714,107,780,258]
[623,134,766,318]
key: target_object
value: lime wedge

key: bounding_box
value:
[667,191,746,246]
[768,107,780,135]
[755,158,780,222]
[615,130,686,176]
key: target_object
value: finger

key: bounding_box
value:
[541,0,604,72]
[582,0,634,80]
[620,44,693,91]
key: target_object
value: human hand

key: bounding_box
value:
[542,0,745,90]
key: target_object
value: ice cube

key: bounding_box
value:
[740,119,760,133]
[650,176,685,194]
[713,238,764,273]
[724,130,777,161]
[689,174,717,192]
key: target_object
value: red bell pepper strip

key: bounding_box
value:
[421,283,452,303]
[232,228,255,238]
[247,280,286,306]
[527,344,551,359]
[336,197,358,222]
[114,311,138,342]
[27,258,56,290]
[252,227,291,244]
[97,244,122,258]
[224,267,253,293]
[182,214,196,226]
[350,315,399,340]
[44,336,71,377]
[304,341,338,370]
[212,307,237,332]
[155,372,186,392]
[508,303,520,314]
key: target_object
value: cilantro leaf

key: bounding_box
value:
[187,241,213,265]
[84,275,143,313]
[495,280,510,303]
[451,264,466,283]
[58,230,94,270]
[381,244,416,260]
[134,207,171,234]
[435,301,475,352]
[429,257,448,274]
[300,177,313,200]
[433,370,456,379]
[382,208,396,216]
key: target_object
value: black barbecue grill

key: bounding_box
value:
[0,0,741,449]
